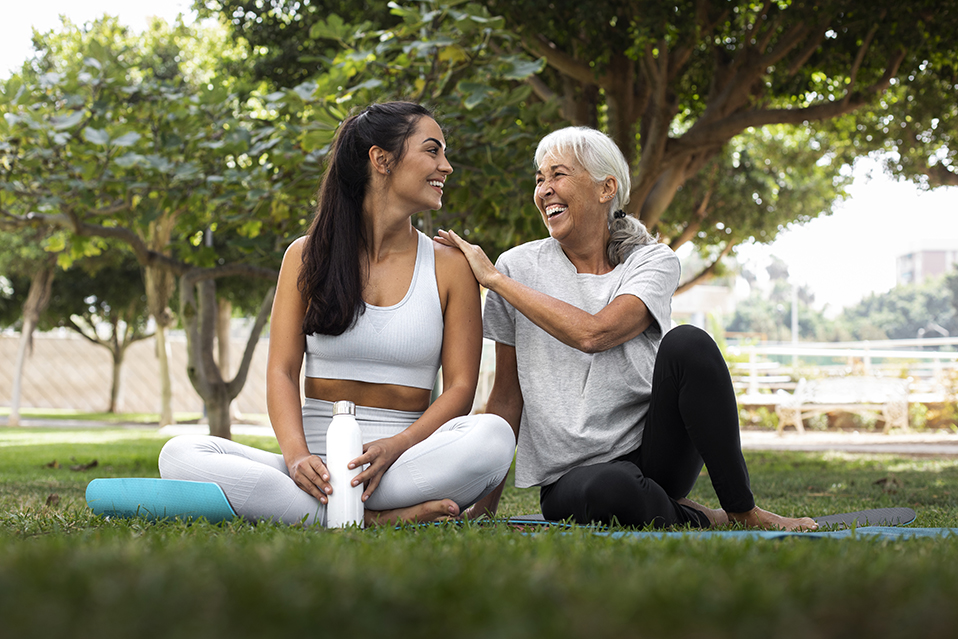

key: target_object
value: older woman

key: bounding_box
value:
[438,126,816,530]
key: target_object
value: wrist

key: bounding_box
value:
[482,269,505,292]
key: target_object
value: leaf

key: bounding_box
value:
[50,111,85,130]
[112,132,141,147]
[82,127,111,146]
[346,78,384,93]
[69,459,98,472]
[309,14,350,41]
[114,153,146,168]
[44,460,60,469]
[501,55,546,81]
[46,493,60,506]
[458,82,495,110]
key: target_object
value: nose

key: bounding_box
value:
[439,155,453,175]
[536,180,553,199]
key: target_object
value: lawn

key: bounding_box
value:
[2,424,958,639]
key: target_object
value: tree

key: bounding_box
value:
[204,0,958,276]
[41,252,153,413]
[670,124,855,292]
[726,255,838,342]
[838,275,958,340]
[0,228,59,426]
[0,17,287,438]
[198,1,562,259]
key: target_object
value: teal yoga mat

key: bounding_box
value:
[86,478,237,523]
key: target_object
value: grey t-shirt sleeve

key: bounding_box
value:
[614,244,681,335]
[482,254,517,346]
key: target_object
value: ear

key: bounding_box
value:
[369,145,392,176]
[599,176,618,203]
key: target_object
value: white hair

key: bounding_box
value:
[534,126,656,265]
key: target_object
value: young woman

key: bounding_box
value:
[159,102,515,527]
[439,126,817,531]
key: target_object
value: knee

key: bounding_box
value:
[158,435,218,478]
[661,325,715,357]
[660,325,724,371]
[474,413,517,469]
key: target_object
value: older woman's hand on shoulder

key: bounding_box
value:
[435,229,501,289]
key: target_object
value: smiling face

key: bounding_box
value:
[386,116,453,214]
[534,150,612,247]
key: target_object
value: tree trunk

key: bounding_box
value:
[109,349,124,414]
[206,385,232,440]
[154,323,174,426]
[8,265,55,427]
[216,297,232,377]
[181,270,275,440]
[216,297,244,422]
[144,216,178,427]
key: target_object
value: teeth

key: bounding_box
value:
[546,205,567,217]
[428,180,444,188]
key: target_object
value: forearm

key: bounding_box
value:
[486,272,637,354]
[267,371,311,464]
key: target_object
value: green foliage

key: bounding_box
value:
[838,273,958,340]
[39,249,151,340]
[0,17,291,272]
[665,125,855,250]
[241,1,557,259]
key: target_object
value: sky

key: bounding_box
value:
[4,2,958,316]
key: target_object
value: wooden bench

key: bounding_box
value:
[775,377,910,434]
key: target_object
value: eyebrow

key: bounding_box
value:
[536,164,573,175]
[423,137,446,149]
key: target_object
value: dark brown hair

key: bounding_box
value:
[298,101,433,336]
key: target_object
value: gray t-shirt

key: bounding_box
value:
[483,238,680,488]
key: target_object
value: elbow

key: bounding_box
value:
[575,331,611,354]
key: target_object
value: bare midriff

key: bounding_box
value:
[304,377,431,413]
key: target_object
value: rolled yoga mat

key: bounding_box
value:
[86,478,237,523]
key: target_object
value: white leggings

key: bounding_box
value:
[158,399,516,526]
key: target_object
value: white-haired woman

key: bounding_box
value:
[438,126,816,530]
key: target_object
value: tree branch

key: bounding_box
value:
[524,34,599,88]
[925,163,958,187]
[843,20,882,106]
[227,285,275,399]
[672,48,906,152]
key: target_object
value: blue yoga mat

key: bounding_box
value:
[86,478,237,523]
[596,527,958,540]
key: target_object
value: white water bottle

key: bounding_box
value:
[325,400,364,528]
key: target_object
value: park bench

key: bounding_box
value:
[774,376,910,434]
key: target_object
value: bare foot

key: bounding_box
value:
[364,499,460,527]
[678,497,729,527]
[727,507,818,531]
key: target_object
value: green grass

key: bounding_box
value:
[2,426,958,638]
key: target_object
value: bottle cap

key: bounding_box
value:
[332,400,356,417]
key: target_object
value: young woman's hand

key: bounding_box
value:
[348,435,408,502]
[287,453,332,504]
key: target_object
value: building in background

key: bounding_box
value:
[897,242,958,286]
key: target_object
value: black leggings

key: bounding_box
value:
[539,325,756,528]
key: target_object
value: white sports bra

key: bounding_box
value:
[304,231,443,390]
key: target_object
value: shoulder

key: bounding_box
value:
[284,236,308,261]
[623,242,679,269]
[432,237,476,279]
[496,237,553,268]
[432,237,479,299]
